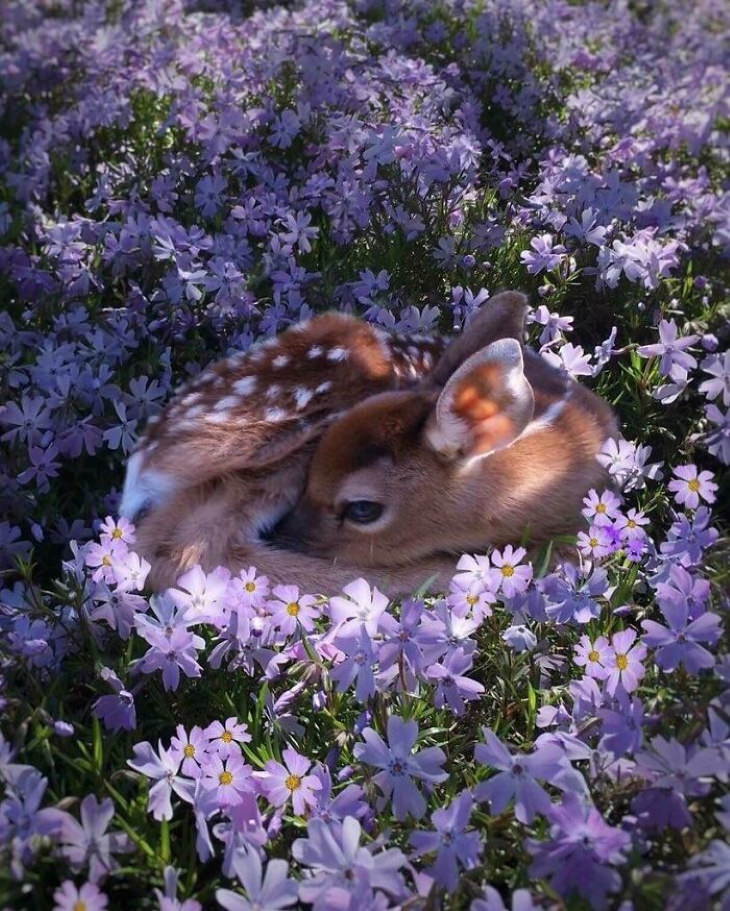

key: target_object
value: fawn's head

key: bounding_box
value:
[269,291,617,564]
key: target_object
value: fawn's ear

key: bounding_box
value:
[425,337,534,460]
[429,290,529,386]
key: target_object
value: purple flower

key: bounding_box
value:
[353,715,447,821]
[667,464,718,509]
[410,791,482,889]
[527,793,631,909]
[256,747,321,816]
[58,794,132,882]
[425,648,485,715]
[659,507,719,567]
[474,728,578,824]
[655,564,710,621]
[637,319,699,377]
[641,598,721,673]
[581,489,623,525]
[217,846,298,911]
[632,736,719,829]
[93,667,136,732]
[53,881,108,911]
[520,234,566,274]
[136,625,204,691]
[599,694,645,757]
[699,352,730,405]
[292,816,407,908]
[330,624,378,703]
[127,740,195,820]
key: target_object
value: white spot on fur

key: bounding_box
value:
[315,381,333,394]
[205,411,231,423]
[214,396,240,412]
[307,345,324,359]
[326,347,348,362]
[264,407,288,422]
[184,405,204,419]
[265,383,282,400]
[233,376,256,395]
[182,392,202,406]
[272,354,290,369]
[294,387,315,409]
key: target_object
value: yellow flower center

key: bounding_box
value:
[466,594,479,606]
[627,519,636,528]
[183,744,195,758]
[588,649,600,663]
[286,601,300,616]
[501,565,515,578]
[111,527,123,539]
[589,538,599,547]
[616,654,628,671]
[102,555,112,566]
[688,479,700,492]
[595,503,607,513]
[285,774,302,791]
[219,770,233,786]
[245,581,256,593]
[221,731,233,743]
[73,902,87,911]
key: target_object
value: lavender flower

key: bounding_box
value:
[410,791,482,889]
[53,881,108,911]
[58,794,133,882]
[527,793,631,909]
[353,716,447,821]
[217,847,298,911]
[256,747,322,816]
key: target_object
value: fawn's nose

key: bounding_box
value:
[262,501,325,554]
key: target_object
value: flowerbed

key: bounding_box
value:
[0,0,728,909]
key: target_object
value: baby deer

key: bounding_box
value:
[121,312,450,591]
[269,292,618,569]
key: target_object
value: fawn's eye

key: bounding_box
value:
[342,500,384,524]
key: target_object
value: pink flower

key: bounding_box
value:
[328,578,390,636]
[604,629,647,695]
[256,747,322,816]
[668,464,718,509]
[577,524,615,561]
[267,585,320,636]
[53,880,108,911]
[573,635,611,680]
[581,489,623,526]
[490,546,532,598]
[200,751,255,809]
[205,717,252,759]
[169,725,210,777]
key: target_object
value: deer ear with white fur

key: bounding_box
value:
[425,338,534,460]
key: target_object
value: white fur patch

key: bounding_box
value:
[272,354,290,368]
[264,407,288,422]
[326,347,348,362]
[233,376,257,395]
[265,383,282,400]
[294,387,315,409]
[120,451,177,520]
[307,345,324,359]
[214,395,240,412]
[315,380,333,394]
[205,411,231,423]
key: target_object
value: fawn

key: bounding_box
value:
[269,292,618,570]
[122,292,617,593]
[121,310,451,591]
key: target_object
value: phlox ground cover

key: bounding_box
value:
[0,0,729,909]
